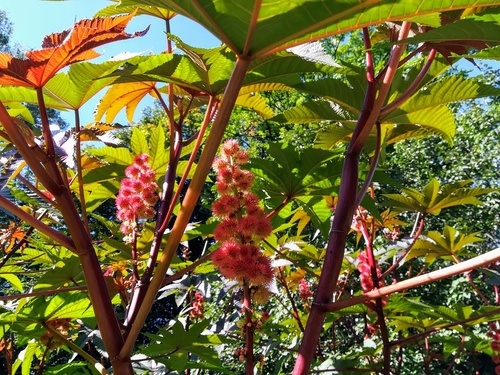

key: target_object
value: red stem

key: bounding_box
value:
[359,222,391,374]
[0,102,61,194]
[243,281,254,374]
[380,49,437,118]
[74,108,90,235]
[292,23,420,375]
[278,268,305,332]
[381,216,425,279]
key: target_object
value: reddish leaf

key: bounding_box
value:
[0,13,148,88]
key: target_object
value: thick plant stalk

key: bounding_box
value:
[119,56,251,360]
[321,247,500,312]
[0,101,132,374]
[292,22,412,374]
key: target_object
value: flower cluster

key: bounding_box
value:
[116,154,158,236]
[357,251,387,309]
[487,322,500,374]
[299,279,313,300]
[299,278,313,310]
[189,291,205,320]
[211,140,274,300]
[39,318,75,349]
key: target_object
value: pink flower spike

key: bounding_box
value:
[235,149,250,164]
[133,154,150,166]
[214,218,239,242]
[213,157,229,172]
[221,139,240,158]
[125,164,141,178]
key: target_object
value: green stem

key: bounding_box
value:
[41,322,108,375]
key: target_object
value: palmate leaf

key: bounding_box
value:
[249,143,342,199]
[400,12,500,47]
[97,0,176,21]
[383,75,500,143]
[250,143,341,236]
[43,60,126,110]
[137,0,500,58]
[19,292,94,321]
[142,320,231,374]
[385,105,456,144]
[33,257,85,291]
[12,341,37,375]
[100,42,356,121]
[276,73,500,147]
[0,13,147,87]
[0,267,23,292]
[0,86,67,113]
[272,101,356,126]
[245,50,348,86]
[95,81,158,123]
[406,226,483,264]
[42,362,93,375]
[383,178,496,215]
[464,45,500,60]
[105,48,233,95]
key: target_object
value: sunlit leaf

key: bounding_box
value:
[43,60,126,110]
[143,0,500,58]
[383,179,496,215]
[29,292,94,320]
[95,81,158,123]
[97,0,176,21]
[0,13,147,87]
[406,226,483,264]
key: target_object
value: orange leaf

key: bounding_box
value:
[0,13,148,88]
[95,81,158,123]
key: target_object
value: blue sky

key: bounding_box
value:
[0,0,220,125]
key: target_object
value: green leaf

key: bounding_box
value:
[151,0,500,58]
[28,292,94,320]
[12,341,37,375]
[89,147,133,166]
[85,181,119,212]
[42,362,93,375]
[0,86,69,111]
[272,100,356,125]
[96,0,176,20]
[399,12,500,46]
[249,143,342,199]
[149,124,167,170]
[142,320,231,374]
[383,179,496,215]
[296,195,332,237]
[0,266,23,292]
[34,257,85,292]
[44,61,125,110]
[130,126,149,155]
[464,45,500,60]
[406,226,482,263]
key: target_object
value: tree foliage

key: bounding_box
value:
[0,1,499,375]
